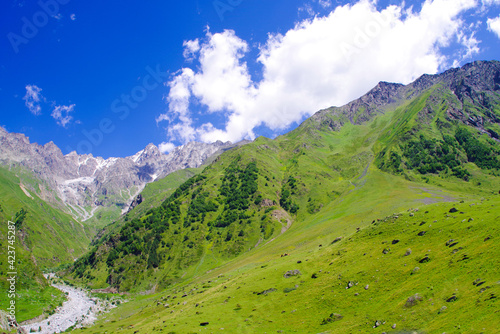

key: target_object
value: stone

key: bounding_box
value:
[392,239,400,244]
[257,288,277,295]
[405,293,423,307]
[449,208,458,213]
[404,249,412,256]
[364,285,369,290]
[392,324,397,329]
[284,270,301,278]
[418,231,427,236]
[332,237,343,244]
[446,295,458,302]
[419,256,430,263]
[438,306,447,314]
[321,313,343,325]
[200,322,209,326]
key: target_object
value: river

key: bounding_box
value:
[21,283,97,334]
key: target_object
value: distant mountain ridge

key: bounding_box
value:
[305,60,500,136]
[0,128,244,222]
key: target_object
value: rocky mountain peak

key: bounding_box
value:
[305,60,500,133]
[0,130,244,221]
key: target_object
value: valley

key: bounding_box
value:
[1,60,500,333]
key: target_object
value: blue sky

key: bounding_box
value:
[1,0,499,158]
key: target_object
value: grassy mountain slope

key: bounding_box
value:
[72,197,499,334]
[0,166,88,322]
[0,164,203,324]
[125,168,203,221]
[87,168,203,251]
[0,167,92,266]
[66,61,500,332]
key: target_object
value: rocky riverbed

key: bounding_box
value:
[20,282,115,334]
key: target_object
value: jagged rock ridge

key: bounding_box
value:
[306,60,500,135]
[0,131,241,221]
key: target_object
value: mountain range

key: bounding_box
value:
[0,128,245,224]
[1,60,499,333]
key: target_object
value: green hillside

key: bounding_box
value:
[71,197,500,333]
[0,166,88,322]
[63,62,500,332]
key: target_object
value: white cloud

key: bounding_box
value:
[183,39,200,61]
[159,142,176,153]
[70,14,76,21]
[158,0,481,145]
[51,104,75,127]
[318,0,333,9]
[299,0,333,16]
[299,4,317,17]
[23,84,77,127]
[480,0,500,12]
[454,29,480,66]
[23,85,43,115]
[487,16,500,37]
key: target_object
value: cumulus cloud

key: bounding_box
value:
[23,85,44,115]
[158,0,482,145]
[183,39,200,61]
[487,16,500,37]
[70,13,76,21]
[51,104,75,127]
[159,142,176,154]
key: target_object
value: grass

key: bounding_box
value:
[71,196,500,334]
[0,166,92,267]
[15,284,66,323]
[0,166,93,322]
